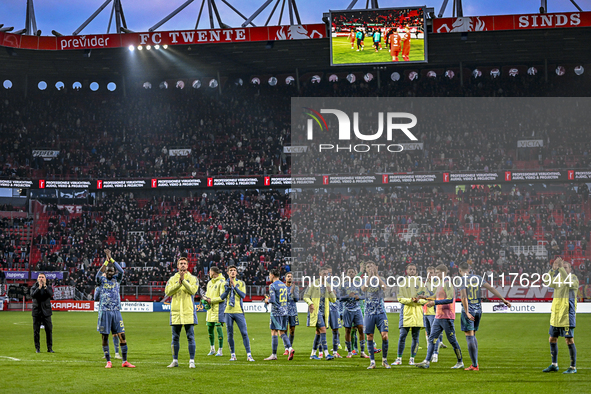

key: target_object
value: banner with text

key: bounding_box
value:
[0,24,326,51]
[517,139,544,148]
[433,11,591,33]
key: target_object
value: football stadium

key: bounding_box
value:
[1,0,591,393]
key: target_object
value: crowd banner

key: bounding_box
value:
[32,150,60,160]
[517,140,544,148]
[52,286,75,300]
[168,149,191,157]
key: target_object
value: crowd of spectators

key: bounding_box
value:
[30,190,290,296]
[1,184,591,298]
[292,185,591,286]
[1,73,590,182]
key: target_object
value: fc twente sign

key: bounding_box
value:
[0,24,325,51]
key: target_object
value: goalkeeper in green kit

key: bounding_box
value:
[203,266,226,356]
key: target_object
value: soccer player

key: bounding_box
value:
[401,26,411,61]
[96,249,135,368]
[165,257,199,368]
[355,29,364,51]
[416,264,463,369]
[325,266,343,358]
[94,287,121,360]
[418,266,444,363]
[361,262,390,369]
[221,265,254,362]
[349,29,356,49]
[389,27,401,62]
[458,262,511,371]
[282,272,299,356]
[204,266,226,356]
[372,29,382,52]
[543,257,579,374]
[393,263,427,366]
[341,268,368,358]
[303,268,336,360]
[264,268,294,361]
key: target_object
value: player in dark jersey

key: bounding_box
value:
[372,30,382,52]
[282,272,299,355]
[341,268,368,358]
[355,29,364,51]
[95,287,121,360]
[264,268,294,360]
[96,249,135,368]
[458,262,511,371]
[361,262,390,369]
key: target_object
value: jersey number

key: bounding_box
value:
[467,286,478,301]
[279,288,287,304]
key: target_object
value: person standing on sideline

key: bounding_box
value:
[31,273,54,353]
[165,257,200,368]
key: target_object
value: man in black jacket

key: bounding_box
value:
[31,273,54,353]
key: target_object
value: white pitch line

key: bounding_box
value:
[0,356,20,361]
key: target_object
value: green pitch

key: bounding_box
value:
[0,312,588,393]
[331,36,425,65]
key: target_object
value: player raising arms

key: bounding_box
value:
[416,264,463,370]
[543,257,579,374]
[264,268,294,361]
[393,263,427,366]
[362,262,390,369]
[221,265,254,362]
[96,249,135,368]
[458,262,511,371]
[341,268,368,358]
[303,268,336,360]
[282,272,299,355]
[389,27,401,62]
[94,287,122,360]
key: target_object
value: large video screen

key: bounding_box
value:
[330,7,427,66]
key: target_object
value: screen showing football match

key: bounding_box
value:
[330,7,427,66]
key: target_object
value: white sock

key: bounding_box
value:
[189,359,194,363]
[552,362,558,366]
[210,346,215,351]
[231,353,236,357]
